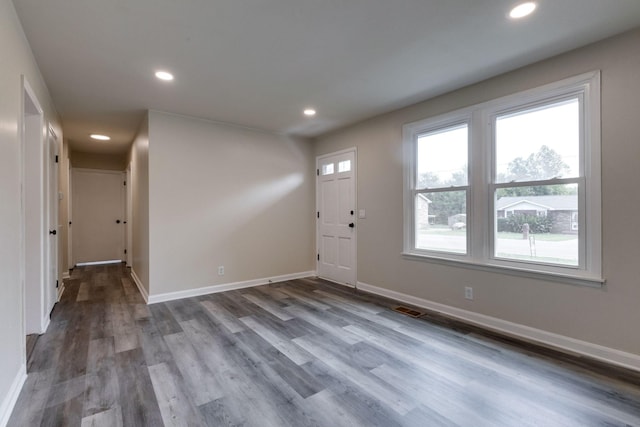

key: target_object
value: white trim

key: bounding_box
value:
[57,282,65,301]
[357,281,640,372]
[148,271,316,305]
[20,76,47,336]
[0,365,27,427]
[125,165,133,267]
[39,315,50,335]
[62,271,70,280]
[130,269,149,303]
[67,157,73,271]
[317,275,356,289]
[75,260,122,266]
[401,252,604,288]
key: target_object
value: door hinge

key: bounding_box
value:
[317,212,319,218]
[316,169,319,176]
[124,180,127,186]
[55,155,59,163]
[124,249,127,254]
[317,254,320,261]
[56,279,59,289]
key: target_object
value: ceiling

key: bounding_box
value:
[13,0,640,155]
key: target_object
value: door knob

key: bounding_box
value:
[116,220,121,224]
[348,223,355,228]
[49,230,57,235]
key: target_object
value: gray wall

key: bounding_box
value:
[315,28,640,359]
[147,111,316,296]
[129,115,150,296]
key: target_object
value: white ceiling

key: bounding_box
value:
[13,0,640,155]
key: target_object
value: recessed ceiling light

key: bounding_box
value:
[303,109,316,117]
[509,2,537,19]
[155,70,174,81]
[90,134,110,141]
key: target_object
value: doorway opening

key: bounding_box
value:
[21,77,53,357]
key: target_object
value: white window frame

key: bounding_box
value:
[403,71,602,287]
[408,116,471,258]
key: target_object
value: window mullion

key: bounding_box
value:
[492,177,581,189]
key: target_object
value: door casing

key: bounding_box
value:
[71,168,126,265]
[316,148,357,287]
[21,77,50,336]
[46,125,59,313]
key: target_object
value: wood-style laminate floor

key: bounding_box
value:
[8,263,640,426]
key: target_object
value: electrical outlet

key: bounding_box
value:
[218,266,224,276]
[464,286,473,300]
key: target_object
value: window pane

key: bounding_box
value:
[495,98,579,183]
[495,184,578,266]
[338,160,351,172]
[322,163,334,175]
[415,191,466,254]
[417,124,468,189]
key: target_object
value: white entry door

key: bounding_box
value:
[72,169,125,264]
[316,149,356,286]
[46,127,59,312]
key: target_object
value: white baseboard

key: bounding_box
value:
[62,271,70,280]
[357,281,640,373]
[57,283,65,301]
[75,260,122,267]
[39,315,50,335]
[0,365,26,427]
[130,269,149,303]
[317,276,356,289]
[148,271,317,304]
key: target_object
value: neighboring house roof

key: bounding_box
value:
[496,195,577,211]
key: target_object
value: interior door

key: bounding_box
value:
[317,150,356,286]
[72,169,125,264]
[46,127,59,313]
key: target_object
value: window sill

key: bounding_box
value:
[401,252,605,288]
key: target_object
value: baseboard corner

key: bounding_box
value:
[0,364,27,427]
[130,269,149,303]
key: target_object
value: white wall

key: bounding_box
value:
[315,28,640,362]
[0,0,61,422]
[147,111,315,296]
[129,115,150,296]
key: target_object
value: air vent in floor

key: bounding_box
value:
[393,306,423,318]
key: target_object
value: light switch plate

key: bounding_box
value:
[358,209,366,219]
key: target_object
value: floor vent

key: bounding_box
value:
[393,306,423,318]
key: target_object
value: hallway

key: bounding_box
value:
[8,264,640,426]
